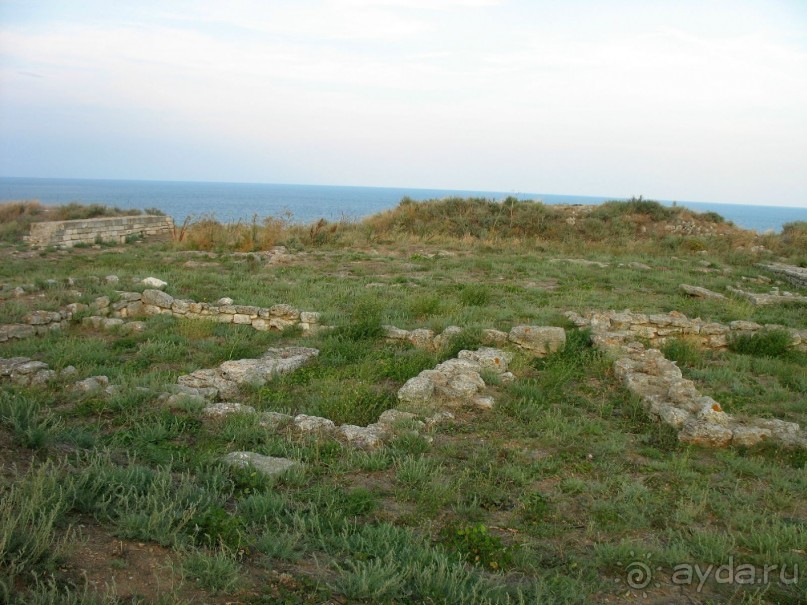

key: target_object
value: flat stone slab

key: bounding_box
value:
[177,346,319,400]
[223,452,301,477]
[680,284,727,300]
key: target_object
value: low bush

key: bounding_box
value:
[728,329,792,357]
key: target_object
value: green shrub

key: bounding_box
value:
[180,548,242,593]
[0,463,73,598]
[590,197,678,221]
[0,392,61,449]
[728,329,792,357]
[662,338,706,368]
[781,221,807,253]
[439,522,512,571]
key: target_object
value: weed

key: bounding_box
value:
[729,329,792,357]
[179,548,242,594]
[439,522,512,571]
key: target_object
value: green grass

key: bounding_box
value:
[1,211,806,604]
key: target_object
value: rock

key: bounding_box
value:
[120,321,147,334]
[679,419,733,447]
[508,326,566,355]
[203,402,257,417]
[398,374,435,404]
[104,275,119,284]
[680,284,727,300]
[24,310,62,325]
[223,451,301,477]
[141,289,174,308]
[101,318,125,330]
[407,329,436,349]
[300,311,321,324]
[30,369,57,386]
[141,277,168,289]
[549,258,609,268]
[60,365,78,379]
[378,409,419,425]
[216,297,234,305]
[473,396,495,409]
[0,324,35,342]
[458,347,513,373]
[383,325,410,340]
[293,414,335,433]
[731,426,771,447]
[73,375,110,394]
[15,360,49,375]
[338,424,386,448]
[628,262,652,270]
[481,329,508,346]
[259,411,293,429]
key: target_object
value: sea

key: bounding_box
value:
[1,177,805,233]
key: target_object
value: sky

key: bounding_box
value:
[1,0,806,207]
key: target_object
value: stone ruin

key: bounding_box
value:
[567,310,807,449]
[26,215,174,248]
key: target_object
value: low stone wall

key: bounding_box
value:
[757,263,807,289]
[565,309,807,352]
[27,215,174,248]
[569,309,807,449]
[107,290,322,332]
[0,290,321,343]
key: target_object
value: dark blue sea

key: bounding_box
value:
[1,177,805,233]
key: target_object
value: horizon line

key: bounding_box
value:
[1,175,806,210]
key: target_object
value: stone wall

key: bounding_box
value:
[27,215,174,248]
[565,309,807,352]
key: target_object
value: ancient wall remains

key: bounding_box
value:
[27,215,174,248]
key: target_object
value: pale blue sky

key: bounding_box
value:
[1,0,806,206]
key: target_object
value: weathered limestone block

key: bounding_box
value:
[300,311,321,324]
[338,424,386,448]
[398,374,436,404]
[731,426,772,447]
[294,414,336,433]
[171,300,190,314]
[24,310,62,325]
[224,452,300,477]
[141,277,168,289]
[481,329,508,346]
[384,325,410,340]
[269,318,295,330]
[679,419,733,447]
[508,326,566,355]
[204,402,257,417]
[73,375,110,394]
[458,347,514,373]
[177,347,319,400]
[269,304,300,320]
[407,329,436,349]
[142,289,174,308]
[0,324,36,342]
[378,409,420,426]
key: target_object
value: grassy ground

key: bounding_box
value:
[1,201,806,604]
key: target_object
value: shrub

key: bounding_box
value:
[781,221,807,253]
[662,338,706,368]
[728,329,792,357]
[439,522,512,571]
